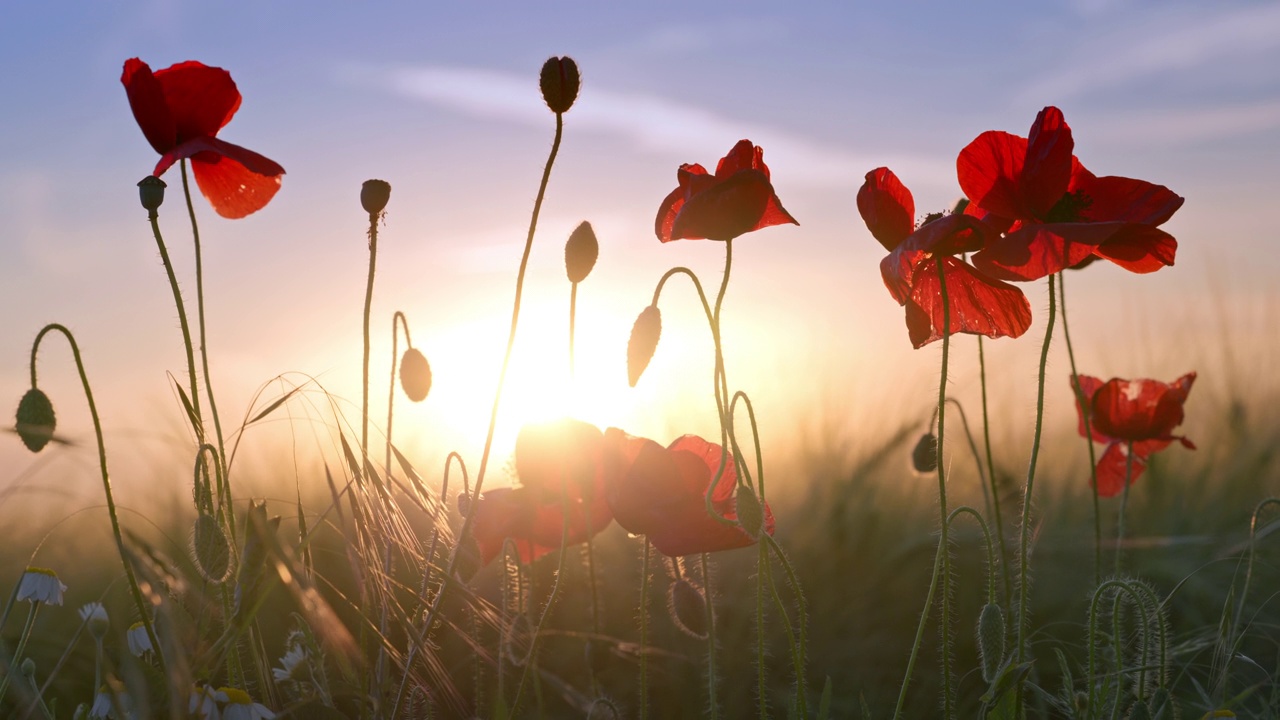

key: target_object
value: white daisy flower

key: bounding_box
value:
[272,644,307,683]
[78,602,109,640]
[218,686,275,720]
[17,566,66,605]
[126,621,153,657]
[188,685,221,720]
[89,685,131,719]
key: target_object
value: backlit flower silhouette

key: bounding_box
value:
[655,139,798,242]
[960,106,1182,281]
[469,419,614,564]
[1072,372,1196,497]
[17,566,66,605]
[603,429,774,556]
[857,167,1032,348]
[122,58,285,219]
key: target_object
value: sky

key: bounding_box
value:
[2,1,1279,507]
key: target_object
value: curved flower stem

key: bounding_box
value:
[1059,271,1102,586]
[639,540,651,720]
[948,506,998,605]
[145,207,203,442]
[511,489,574,715]
[1222,497,1280,695]
[977,337,1012,610]
[179,161,232,535]
[374,310,412,707]
[763,535,809,717]
[895,257,954,720]
[418,110,564,652]
[1115,441,1135,577]
[702,552,720,720]
[0,603,39,705]
[29,324,167,679]
[385,311,412,495]
[1017,273,1056,666]
[1088,580,1150,713]
[931,398,991,521]
[756,541,768,720]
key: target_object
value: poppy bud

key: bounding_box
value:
[399,347,432,402]
[565,220,599,283]
[667,578,708,639]
[627,305,662,387]
[137,175,166,215]
[361,179,391,216]
[539,56,580,114]
[16,388,56,453]
[20,658,35,678]
[911,433,938,473]
[735,486,765,539]
[192,512,232,583]
[1127,700,1151,720]
[976,602,1005,683]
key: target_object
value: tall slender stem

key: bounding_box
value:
[639,540,651,720]
[702,552,719,720]
[977,337,1012,610]
[145,210,203,441]
[1058,271,1103,586]
[1115,441,1135,577]
[361,206,380,469]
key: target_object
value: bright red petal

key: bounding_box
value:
[604,435,687,537]
[1021,107,1074,219]
[958,130,1029,221]
[1094,442,1148,498]
[857,167,915,251]
[1070,374,1112,443]
[971,222,1122,282]
[1091,373,1195,441]
[1091,225,1176,273]
[668,170,796,241]
[1072,172,1184,226]
[668,435,737,504]
[654,163,710,243]
[177,138,284,218]
[153,60,242,142]
[903,258,1033,348]
[715,140,768,179]
[121,58,176,155]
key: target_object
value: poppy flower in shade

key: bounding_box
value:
[1071,372,1196,497]
[960,106,1183,282]
[121,58,285,219]
[655,139,798,242]
[602,429,774,557]
[857,167,1032,349]
[468,419,614,565]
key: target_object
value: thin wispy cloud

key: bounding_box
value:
[1090,99,1280,147]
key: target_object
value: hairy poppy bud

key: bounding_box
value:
[361,179,391,216]
[192,513,232,583]
[735,486,765,539]
[565,220,599,283]
[627,305,661,387]
[137,175,166,214]
[976,602,1005,683]
[1127,700,1151,720]
[911,433,938,473]
[539,56,580,114]
[667,578,708,639]
[399,347,432,402]
[16,388,56,453]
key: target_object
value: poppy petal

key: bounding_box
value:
[1091,225,1176,273]
[971,222,1124,282]
[1073,172,1184,226]
[168,138,284,218]
[514,419,604,498]
[153,60,242,141]
[121,58,177,155]
[857,167,915,251]
[654,164,711,243]
[958,130,1029,221]
[904,258,1033,348]
[1021,107,1074,219]
[668,435,738,504]
[715,139,768,179]
[471,488,536,565]
[1070,374,1112,444]
[1091,373,1195,441]
[668,170,796,241]
[1094,442,1148,498]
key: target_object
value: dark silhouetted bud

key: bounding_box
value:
[668,578,707,639]
[138,176,166,214]
[539,56,580,114]
[361,179,391,216]
[911,433,938,473]
[627,305,661,387]
[399,347,432,402]
[977,602,1006,683]
[565,221,599,283]
[735,486,764,539]
[16,388,56,453]
[192,513,232,583]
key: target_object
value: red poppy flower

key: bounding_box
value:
[1071,372,1196,497]
[121,58,285,219]
[655,139,798,242]
[602,429,774,557]
[857,167,1032,349]
[468,419,614,564]
[959,107,1182,281]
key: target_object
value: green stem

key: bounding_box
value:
[1115,441,1135,577]
[511,488,574,714]
[145,208,203,441]
[0,603,39,704]
[756,540,769,720]
[639,540,651,720]
[947,506,997,605]
[977,337,1013,611]
[703,552,720,720]
[1059,271,1102,586]
[361,205,379,472]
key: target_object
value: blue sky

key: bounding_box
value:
[2,2,1279,497]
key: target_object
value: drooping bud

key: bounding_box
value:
[735,486,765,539]
[911,433,938,473]
[627,305,662,387]
[667,578,708,639]
[565,221,599,283]
[361,179,391,216]
[539,56,580,114]
[138,176,166,215]
[399,347,432,402]
[192,512,232,583]
[16,388,56,453]
[976,602,1006,683]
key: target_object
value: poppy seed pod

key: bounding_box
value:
[539,56,580,114]
[911,433,938,473]
[667,578,708,639]
[626,305,662,387]
[361,179,391,216]
[565,221,599,283]
[399,347,432,402]
[16,388,56,453]
[735,486,765,539]
[137,175,167,214]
